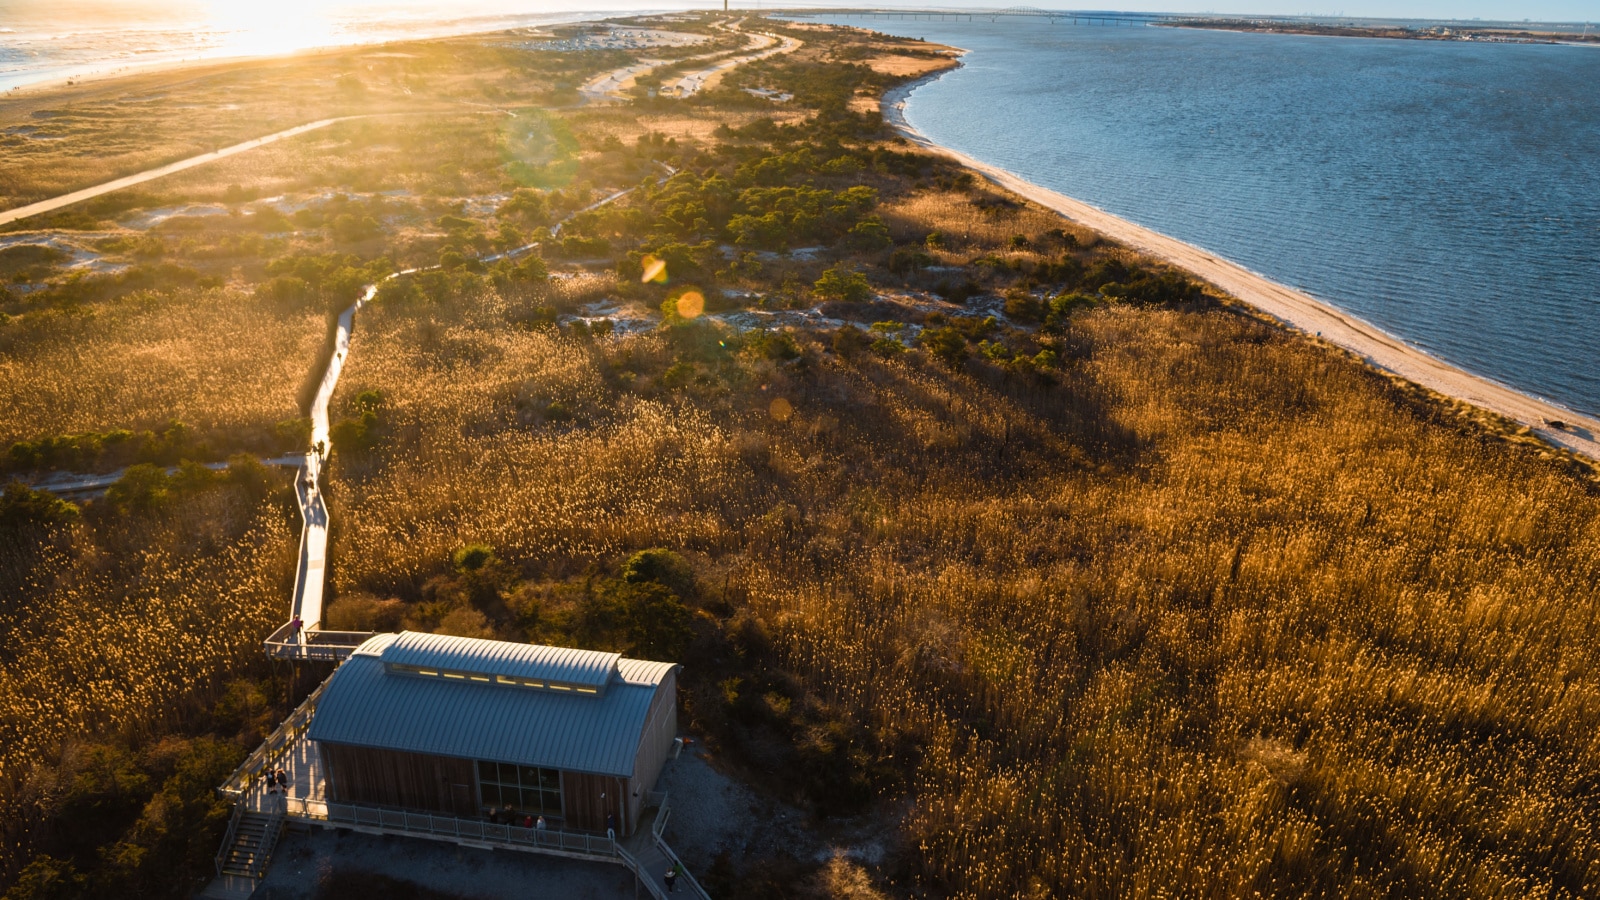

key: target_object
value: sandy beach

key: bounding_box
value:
[882,74,1600,463]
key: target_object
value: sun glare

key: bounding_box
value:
[203,0,342,58]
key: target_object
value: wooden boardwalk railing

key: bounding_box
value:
[217,681,326,800]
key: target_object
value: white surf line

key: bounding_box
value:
[272,173,661,655]
[0,117,367,227]
[881,74,1600,463]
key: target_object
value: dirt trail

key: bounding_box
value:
[883,78,1600,463]
[0,117,363,227]
[661,23,802,97]
[584,18,801,102]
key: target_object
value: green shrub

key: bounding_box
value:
[920,326,968,368]
[620,547,696,598]
[453,543,497,573]
[870,338,905,358]
[888,246,933,276]
[621,580,694,660]
[104,464,172,512]
[2,855,85,900]
[1003,290,1046,323]
[1048,292,1101,324]
[256,275,311,307]
[813,266,871,304]
[0,482,79,530]
[832,325,871,358]
[745,330,802,362]
[846,216,892,251]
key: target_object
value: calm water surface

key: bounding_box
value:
[816,17,1600,416]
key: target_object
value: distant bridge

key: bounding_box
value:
[782,7,1176,26]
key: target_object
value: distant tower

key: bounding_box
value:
[723,0,728,10]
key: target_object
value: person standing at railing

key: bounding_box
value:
[606,812,616,842]
[664,864,678,893]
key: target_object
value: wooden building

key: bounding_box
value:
[306,632,678,837]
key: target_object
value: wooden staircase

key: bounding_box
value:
[215,806,285,881]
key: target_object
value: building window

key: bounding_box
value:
[477,761,562,818]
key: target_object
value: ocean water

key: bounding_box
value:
[814,17,1600,417]
[0,1,634,93]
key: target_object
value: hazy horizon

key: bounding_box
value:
[2,0,1592,96]
[0,1,1593,29]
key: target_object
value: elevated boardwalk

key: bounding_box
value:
[264,286,376,663]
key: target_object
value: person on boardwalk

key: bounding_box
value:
[274,768,288,798]
[606,812,616,841]
[263,768,276,795]
[536,815,547,833]
[288,615,303,643]
[664,865,678,893]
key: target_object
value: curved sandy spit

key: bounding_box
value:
[585,18,802,102]
[662,25,803,97]
[883,76,1600,462]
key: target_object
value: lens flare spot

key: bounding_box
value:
[641,255,668,283]
[769,398,793,422]
[676,290,704,318]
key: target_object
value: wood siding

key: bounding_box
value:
[627,668,679,833]
[562,770,626,834]
[319,743,478,816]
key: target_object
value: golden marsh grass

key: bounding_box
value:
[324,284,1600,897]
[0,288,324,447]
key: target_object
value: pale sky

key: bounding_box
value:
[2,0,1594,27]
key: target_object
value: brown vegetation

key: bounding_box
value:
[322,278,1600,898]
[5,13,1599,900]
[0,289,323,451]
[0,465,300,886]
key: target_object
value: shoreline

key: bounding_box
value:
[880,72,1600,463]
[1154,22,1600,48]
[0,12,603,98]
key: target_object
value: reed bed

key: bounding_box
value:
[0,288,323,449]
[329,286,1600,898]
[0,482,297,874]
[327,291,748,597]
[879,189,1099,255]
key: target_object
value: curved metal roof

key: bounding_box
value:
[308,634,676,777]
[378,631,622,692]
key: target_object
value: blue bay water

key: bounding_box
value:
[815,17,1600,417]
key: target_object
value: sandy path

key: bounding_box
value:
[0,117,367,227]
[661,26,802,97]
[883,79,1600,462]
[584,18,801,102]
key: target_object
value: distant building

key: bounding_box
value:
[306,632,679,837]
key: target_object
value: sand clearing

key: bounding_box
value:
[884,78,1600,463]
